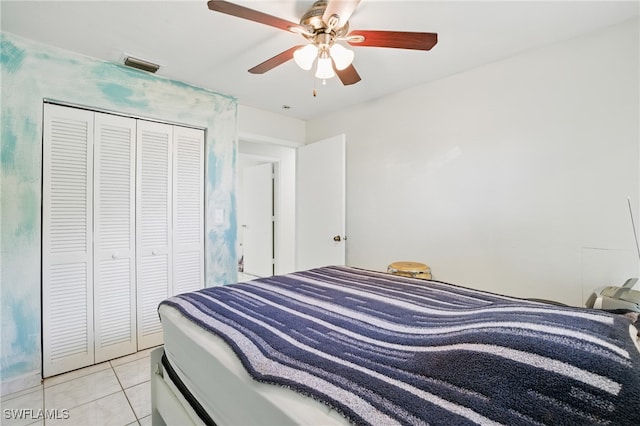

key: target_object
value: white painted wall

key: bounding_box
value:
[1,33,237,393]
[239,104,306,144]
[306,19,640,306]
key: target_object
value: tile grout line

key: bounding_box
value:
[40,383,45,426]
[4,352,150,425]
[111,360,142,423]
[42,362,112,391]
[45,389,125,426]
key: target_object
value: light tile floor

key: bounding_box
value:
[1,347,160,426]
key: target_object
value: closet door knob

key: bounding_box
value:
[112,253,118,259]
[152,250,158,256]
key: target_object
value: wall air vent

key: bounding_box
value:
[123,56,160,73]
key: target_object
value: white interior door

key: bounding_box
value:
[242,162,274,277]
[93,112,137,363]
[172,126,204,295]
[296,135,346,270]
[136,120,173,350]
[42,104,95,377]
[42,104,205,374]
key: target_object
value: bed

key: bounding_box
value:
[150,265,640,425]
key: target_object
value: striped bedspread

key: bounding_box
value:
[160,266,640,425]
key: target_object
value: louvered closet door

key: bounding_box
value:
[173,126,204,295]
[93,113,137,363]
[42,104,95,377]
[136,120,173,349]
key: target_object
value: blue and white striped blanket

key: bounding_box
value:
[160,266,640,425]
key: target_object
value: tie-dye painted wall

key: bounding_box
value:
[0,32,238,394]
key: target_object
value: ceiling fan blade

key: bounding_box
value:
[335,63,361,86]
[207,0,303,33]
[347,30,438,51]
[248,46,304,74]
[322,0,361,29]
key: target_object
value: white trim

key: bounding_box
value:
[43,98,205,131]
[238,141,297,274]
[1,372,41,397]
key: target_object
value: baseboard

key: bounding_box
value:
[1,371,42,397]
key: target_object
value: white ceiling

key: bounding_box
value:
[1,1,638,120]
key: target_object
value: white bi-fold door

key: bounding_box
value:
[172,126,205,295]
[135,122,205,350]
[42,105,96,377]
[93,113,137,363]
[135,120,173,350]
[42,104,204,377]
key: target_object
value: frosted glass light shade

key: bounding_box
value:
[315,56,336,79]
[293,45,318,70]
[329,44,354,70]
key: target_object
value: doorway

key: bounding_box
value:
[238,155,276,278]
[238,139,297,275]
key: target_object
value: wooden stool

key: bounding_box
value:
[387,261,432,280]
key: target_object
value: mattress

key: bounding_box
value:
[159,266,640,425]
[159,303,348,425]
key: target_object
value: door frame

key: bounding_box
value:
[239,136,301,275]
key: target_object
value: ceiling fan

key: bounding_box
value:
[207,0,438,86]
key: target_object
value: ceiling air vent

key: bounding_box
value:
[123,56,160,73]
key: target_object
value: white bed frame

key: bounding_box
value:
[152,304,348,426]
[150,347,204,426]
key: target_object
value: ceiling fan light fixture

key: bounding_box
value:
[208,0,439,87]
[329,43,354,70]
[315,56,335,79]
[293,44,318,70]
